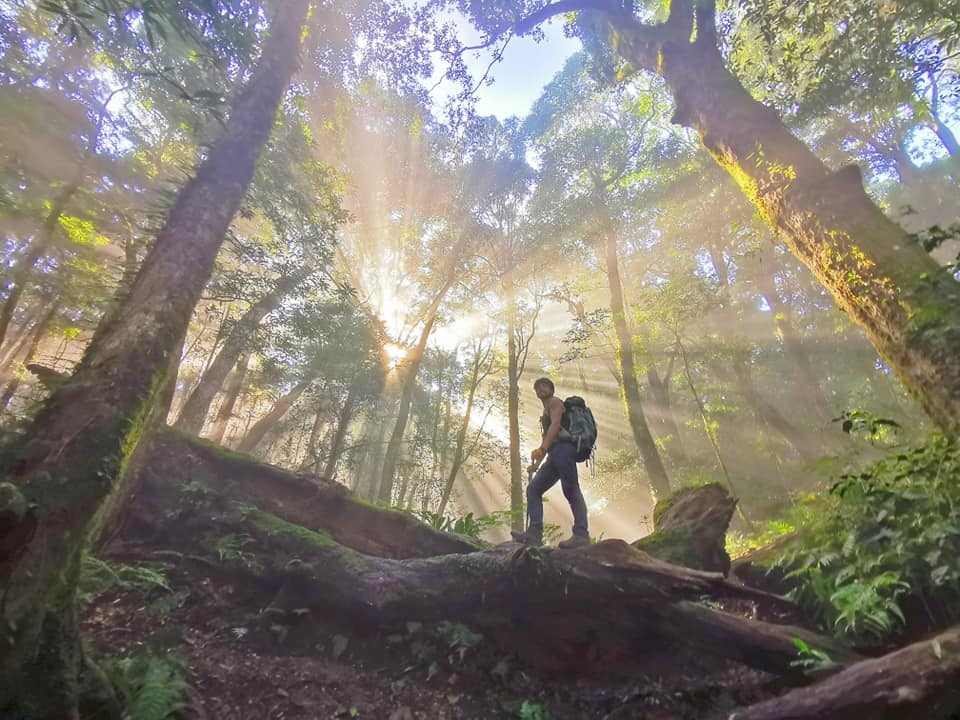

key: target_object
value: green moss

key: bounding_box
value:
[241,506,362,568]
[635,523,701,567]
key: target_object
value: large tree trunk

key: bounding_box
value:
[601,229,671,500]
[236,378,311,453]
[131,426,480,558]
[0,5,310,715]
[176,265,312,435]
[608,7,960,435]
[731,626,960,720]
[131,457,855,677]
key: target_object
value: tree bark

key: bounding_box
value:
[132,426,480,558]
[206,352,250,445]
[731,626,960,720]
[176,265,313,435]
[601,229,671,500]
[0,4,311,715]
[159,484,854,677]
[236,378,311,453]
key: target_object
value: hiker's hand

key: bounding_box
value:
[526,463,539,476]
[531,447,545,463]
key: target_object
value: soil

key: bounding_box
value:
[82,551,779,720]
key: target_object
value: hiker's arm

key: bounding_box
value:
[540,397,566,451]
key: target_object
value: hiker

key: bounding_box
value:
[511,377,590,549]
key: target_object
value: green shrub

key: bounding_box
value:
[775,434,960,641]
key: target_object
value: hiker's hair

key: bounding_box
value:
[533,377,554,392]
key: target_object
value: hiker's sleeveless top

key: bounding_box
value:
[540,403,572,446]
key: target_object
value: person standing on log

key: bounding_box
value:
[511,377,590,549]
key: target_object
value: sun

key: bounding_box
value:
[384,342,407,370]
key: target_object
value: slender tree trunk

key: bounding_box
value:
[236,379,311,453]
[379,283,452,504]
[323,379,361,480]
[206,352,250,445]
[0,181,79,347]
[507,304,524,532]
[437,345,490,516]
[176,265,312,435]
[0,5,310,715]
[645,363,688,464]
[590,4,960,436]
[729,362,820,463]
[0,301,59,410]
[750,257,833,424]
[601,229,670,500]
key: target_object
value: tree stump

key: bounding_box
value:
[633,483,737,574]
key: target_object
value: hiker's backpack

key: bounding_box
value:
[562,396,598,463]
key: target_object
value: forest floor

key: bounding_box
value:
[82,549,780,720]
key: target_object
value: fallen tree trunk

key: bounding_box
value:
[120,457,855,678]
[730,626,960,720]
[123,426,480,558]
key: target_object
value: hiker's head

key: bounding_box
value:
[533,377,554,399]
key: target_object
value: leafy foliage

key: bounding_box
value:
[78,556,170,606]
[414,508,517,539]
[776,434,960,640]
[101,650,190,720]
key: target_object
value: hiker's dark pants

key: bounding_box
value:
[527,441,588,538]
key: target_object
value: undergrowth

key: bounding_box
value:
[101,650,190,720]
[79,555,171,606]
[774,433,960,641]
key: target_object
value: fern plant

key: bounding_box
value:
[79,556,171,606]
[102,652,190,720]
[775,433,960,641]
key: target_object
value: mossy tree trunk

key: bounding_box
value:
[608,0,960,436]
[0,4,311,716]
[511,0,960,436]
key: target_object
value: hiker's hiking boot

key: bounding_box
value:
[558,534,590,550]
[510,529,542,546]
